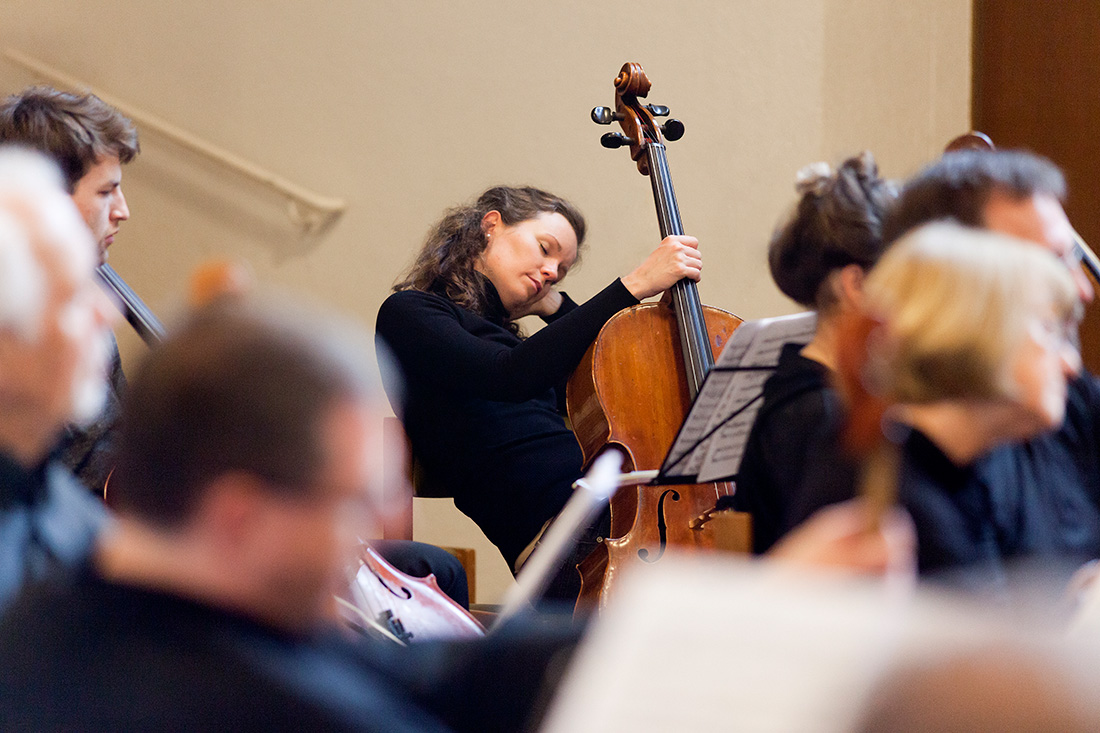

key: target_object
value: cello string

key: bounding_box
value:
[648,143,711,393]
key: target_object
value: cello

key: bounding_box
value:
[567,63,744,608]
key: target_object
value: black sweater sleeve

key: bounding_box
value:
[376,280,637,403]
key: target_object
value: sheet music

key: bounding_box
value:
[661,312,816,483]
[541,556,1018,733]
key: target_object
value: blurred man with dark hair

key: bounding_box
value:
[0,296,576,730]
[883,148,1091,302]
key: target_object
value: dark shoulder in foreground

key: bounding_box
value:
[0,569,451,733]
[0,457,107,613]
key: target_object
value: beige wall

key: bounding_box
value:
[0,0,970,602]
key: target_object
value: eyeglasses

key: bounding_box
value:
[1027,315,1082,372]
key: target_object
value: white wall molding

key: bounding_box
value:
[4,47,346,234]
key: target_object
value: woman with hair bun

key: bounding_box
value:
[733,152,897,553]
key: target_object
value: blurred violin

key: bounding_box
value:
[341,545,484,644]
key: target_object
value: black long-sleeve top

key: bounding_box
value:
[375,278,638,567]
[736,340,1100,588]
[732,343,855,553]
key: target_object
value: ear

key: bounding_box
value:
[835,264,866,309]
[194,472,269,550]
[481,210,503,238]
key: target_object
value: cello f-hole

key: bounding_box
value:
[366,563,413,600]
[637,489,681,564]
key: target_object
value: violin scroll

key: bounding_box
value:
[944,131,995,153]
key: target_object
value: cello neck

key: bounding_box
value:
[645,142,714,397]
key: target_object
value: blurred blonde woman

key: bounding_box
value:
[854,222,1081,588]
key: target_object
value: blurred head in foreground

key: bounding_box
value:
[862,222,1080,444]
[859,643,1100,732]
[107,299,387,632]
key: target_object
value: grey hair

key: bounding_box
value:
[0,146,95,338]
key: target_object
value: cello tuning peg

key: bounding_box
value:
[600,132,635,149]
[661,119,685,141]
[591,106,621,125]
[646,104,670,117]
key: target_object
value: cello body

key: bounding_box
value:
[568,301,740,606]
[567,62,745,609]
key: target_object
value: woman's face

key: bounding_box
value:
[1004,296,1080,436]
[475,211,579,315]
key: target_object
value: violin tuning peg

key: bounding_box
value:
[661,119,685,141]
[646,104,670,117]
[600,132,635,149]
[591,106,621,125]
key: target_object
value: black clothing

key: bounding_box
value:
[0,567,451,732]
[978,374,1100,570]
[893,422,1096,591]
[0,566,582,732]
[886,377,1100,589]
[376,279,638,569]
[0,450,107,613]
[59,332,125,495]
[893,426,1005,586]
[732,343,854,553]
[737,339,1100,587]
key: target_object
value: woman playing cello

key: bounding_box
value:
[376,186,701,601]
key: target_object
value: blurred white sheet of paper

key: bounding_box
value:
[540,555,1009,733]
